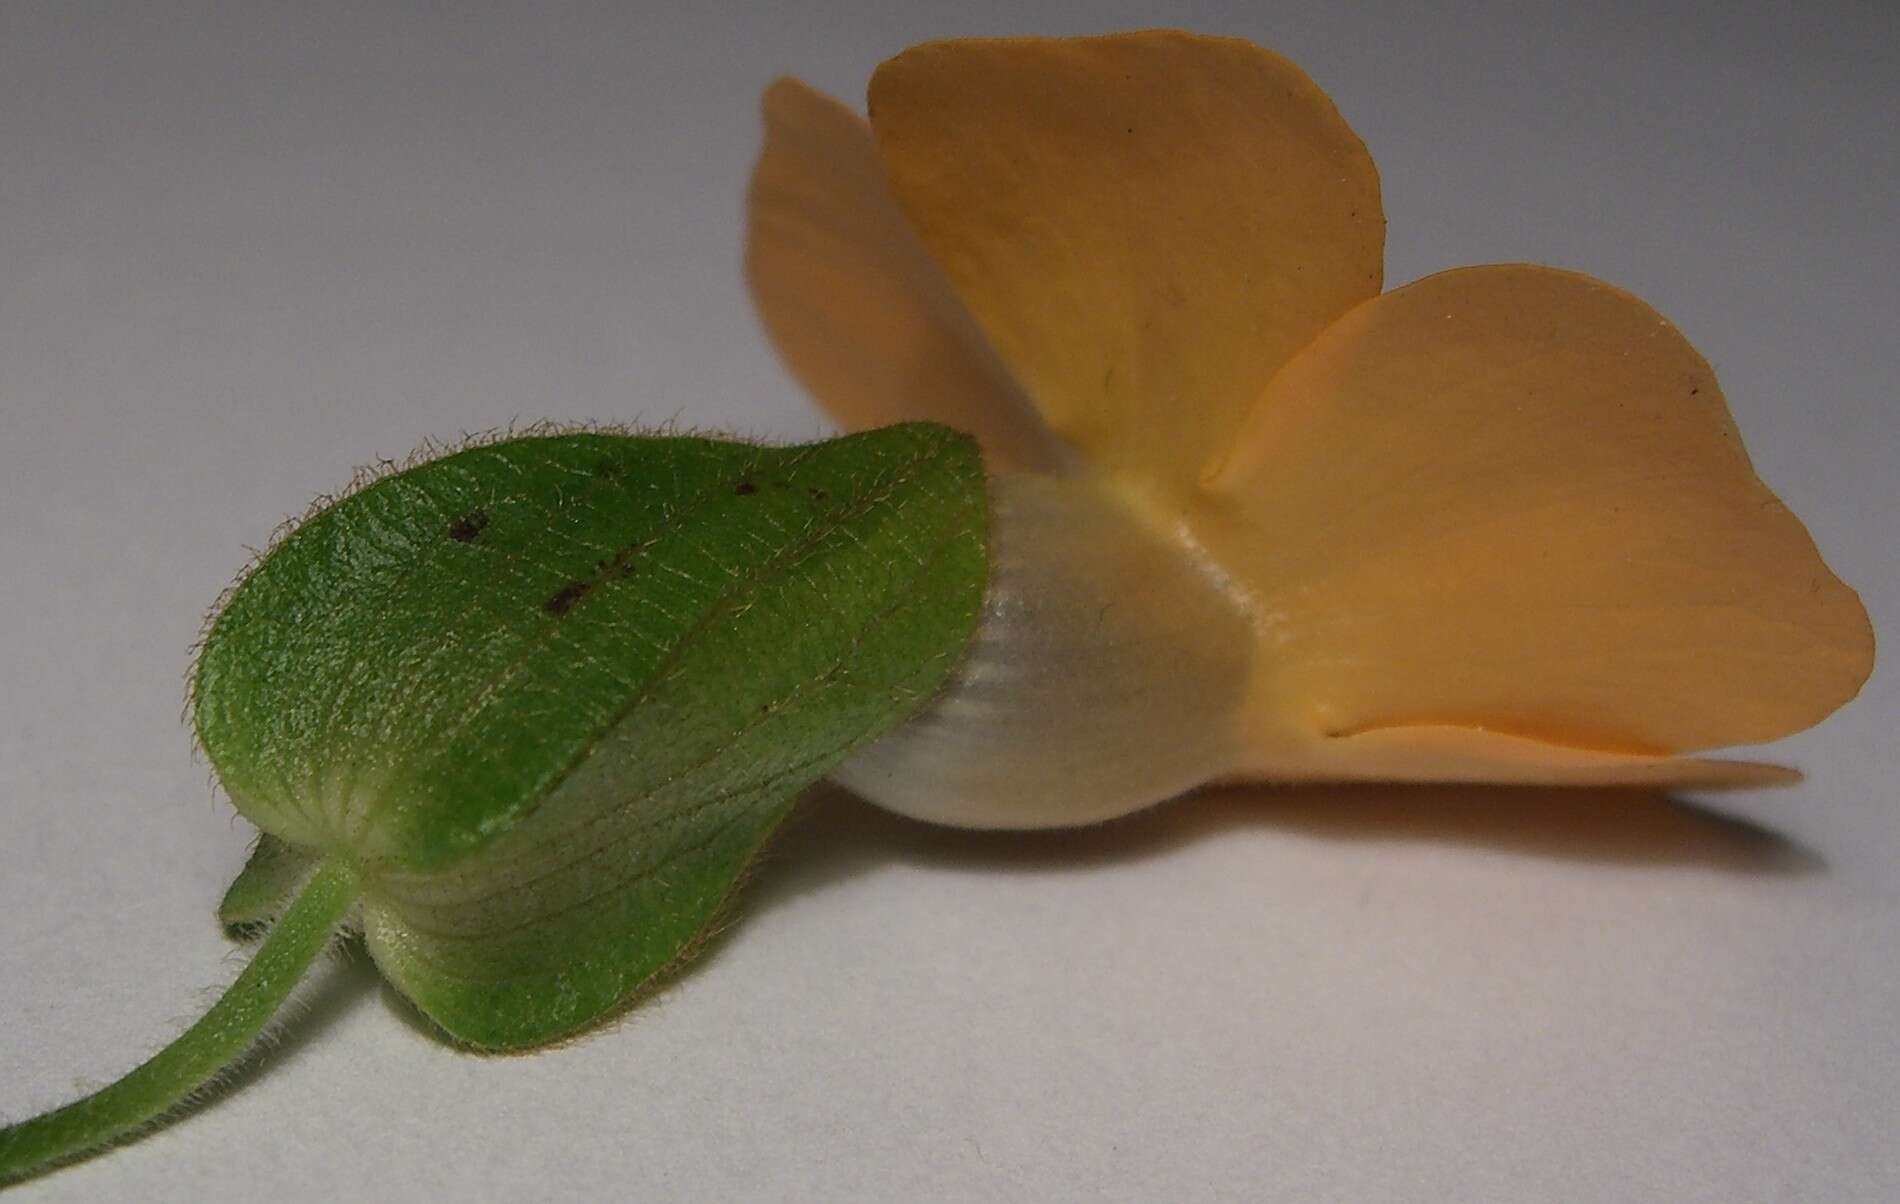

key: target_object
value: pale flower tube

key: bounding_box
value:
[744,30,1873,828]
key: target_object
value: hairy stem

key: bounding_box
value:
[0,858,360,1186]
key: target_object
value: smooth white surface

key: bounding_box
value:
[2,3,1894,1200]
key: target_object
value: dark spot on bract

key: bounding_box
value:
[735,479,758,496]
[447,509,489,542]
[543,580,593,616]
[592,459,626,479]
[807,487,829,502]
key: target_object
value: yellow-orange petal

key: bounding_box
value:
[868,30,1384,497]
[745,78,1069,473]
[1196,264,1873,767]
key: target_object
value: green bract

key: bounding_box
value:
[0,423,987,1183]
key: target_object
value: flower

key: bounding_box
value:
[743,29,1872,819]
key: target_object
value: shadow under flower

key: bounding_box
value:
[749,780,1824,915]
[343,781,1826,1051]
[137,780,1820,1150]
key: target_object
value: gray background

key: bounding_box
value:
[2,2,1894,1200]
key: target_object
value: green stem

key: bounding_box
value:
[0,858,360,1186]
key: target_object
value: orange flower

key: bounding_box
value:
[745,30,1872,827]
